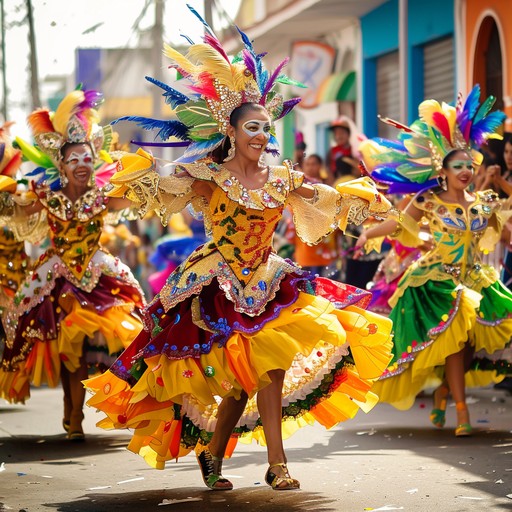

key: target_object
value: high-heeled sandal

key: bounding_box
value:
[62,419,70,433]
[455,402,472,437]
[196,447,233,491]
[429,385,448,428]
[265,463,300,490]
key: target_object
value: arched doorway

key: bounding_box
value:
[473,16,503,108]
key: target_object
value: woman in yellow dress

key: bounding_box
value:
[0,88,145,441]
[84,7,394,491]
[356,86,512,436]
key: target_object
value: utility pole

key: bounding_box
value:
[204,0,213,29]
[151,0,164,120]
[1,0,7,120]
[26,0,41,109]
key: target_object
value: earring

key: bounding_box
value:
[60,173,69,188]
[438,174,447,191]
[223,136,236,162]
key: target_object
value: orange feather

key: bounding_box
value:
[27,109,55,135]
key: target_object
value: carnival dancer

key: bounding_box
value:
[0,88,146,441]
[0,122,30,357]
[84,7,393,491]
[355,85,512,436]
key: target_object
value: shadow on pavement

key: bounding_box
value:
[43,488,338,512]
[0,434,132,464]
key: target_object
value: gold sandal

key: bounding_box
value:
[265,463,300,490]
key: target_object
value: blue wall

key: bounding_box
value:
[361,0,455,137]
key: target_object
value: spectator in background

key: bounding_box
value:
[325,116,361,185]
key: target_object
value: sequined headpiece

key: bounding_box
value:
[15,87,113,190]
[114,5,305,163]
[360,85,506,194]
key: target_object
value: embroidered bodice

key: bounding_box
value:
[37,186,109,280]
[409,188,503,285]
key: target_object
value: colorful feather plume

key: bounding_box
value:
[361,85,506,193]
[118,3,303,162]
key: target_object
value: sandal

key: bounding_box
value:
[454,402,472,437]
[429,385,448,428]
[196,446,233,491]
[62,419,70,433]
[265,463,300,490]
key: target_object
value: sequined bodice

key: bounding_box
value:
[38,187,109,280]
[414,189,501,278]
[208,186,284,284]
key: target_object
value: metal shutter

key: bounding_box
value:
[376,51,400,138]
[423,37,455,104]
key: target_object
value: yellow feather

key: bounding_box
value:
[440,102,456,135]
[163,43,199,76]
[418,99,443,126]
[52,90,85,135]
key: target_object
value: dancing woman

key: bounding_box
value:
[84,9,393,491]
[0,88,146,440]
[356,86,512,436]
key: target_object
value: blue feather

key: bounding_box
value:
[145,76,189,108]
[177,134,224,163]
[112,116,189,141]
[186,3,214,35]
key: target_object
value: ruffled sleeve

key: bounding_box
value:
[106,148,196,226]
[287,183,342,245]
[288,176,392,245]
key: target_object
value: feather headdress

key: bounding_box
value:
[17,86,112,190]
[360,85,506,194]
[115,4,305,163]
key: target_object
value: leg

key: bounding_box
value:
[60,363,72,433]
[257,369,299,490]
[62,354,88,441]
[196,392,248,490]
[445,346,472,436]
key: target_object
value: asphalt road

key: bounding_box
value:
[0,385,511,512]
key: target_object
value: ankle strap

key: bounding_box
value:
[455,402,467,411]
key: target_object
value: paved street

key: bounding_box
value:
[0,385,511,512]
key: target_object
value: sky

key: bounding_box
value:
[3,0,241,138]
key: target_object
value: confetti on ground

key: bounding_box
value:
[0,463,5,472]
[17,472,27,476]
[495,479,504,484]
[117,477,144,484]
[456,496,484,500]
[40,475,53,479]
[87,486,112,490]
[406,488,418,494]
[506,494,512,499]
[158,498,203,506]
[370,506,404,511]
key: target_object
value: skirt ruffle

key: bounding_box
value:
[84,276,393,469]
[373,279,512,410]
[0,274,144,404]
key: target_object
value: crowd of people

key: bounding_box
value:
[0,5,510,494]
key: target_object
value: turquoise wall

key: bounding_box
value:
[361,0,455,136]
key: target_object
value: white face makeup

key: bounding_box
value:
[242,119,272,139]
[64,149,94,171]
[446,159,475,174]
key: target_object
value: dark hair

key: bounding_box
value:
[306,153,323,165]
[209,103,268,163]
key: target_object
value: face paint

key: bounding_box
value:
[64,150,93,171]
[447,160,475,174]
[242,120,272,139]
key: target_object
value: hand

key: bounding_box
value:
[352,232,368,260]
